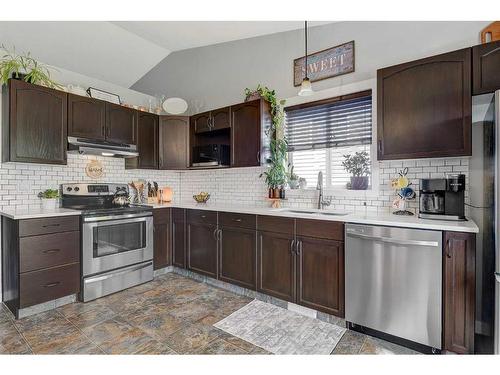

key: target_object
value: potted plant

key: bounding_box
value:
[38,189,60,210]
[0,44,61,88]
[342,151,371,190]
[287,164,300,189]
[246,85,288,201]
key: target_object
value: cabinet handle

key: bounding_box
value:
[106,127,110,136]
[445,239,452,258]
[42,248,60,254]
[101,125,105,137]
[290,240,296,254]
[217,229,222,241]
[232,218,242,222]
[159,158,163,168]
[201,215,206,218]
[256,151,261,163]
[296,240,302,255]
[213,228,218,241]
[42,223,60,228]
[378,140,382,153]
[43,282,61,288]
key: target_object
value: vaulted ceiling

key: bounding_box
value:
[0,21,333,88]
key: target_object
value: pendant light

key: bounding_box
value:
[298,21,314,96]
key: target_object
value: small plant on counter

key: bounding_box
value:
[0,44,61,88]
[38,189,60,210]
[342,151,371,190]
[245,85,288,200]
[287,164,300,189]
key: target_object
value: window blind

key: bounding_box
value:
[285,93,372,152]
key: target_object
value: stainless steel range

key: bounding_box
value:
[61,183,153,302]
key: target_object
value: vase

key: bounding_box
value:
[41,198,58,210]
[288,179,299,189]
[273,188,281,199]
[350,176,369,190]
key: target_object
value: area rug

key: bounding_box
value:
[213,299,346,354]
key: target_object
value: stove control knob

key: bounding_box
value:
[74,187,80,192]
[66,187,72,192]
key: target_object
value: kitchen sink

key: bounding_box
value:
[279,209,349,216]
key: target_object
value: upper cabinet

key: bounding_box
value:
[159,116,189,170]
[377,48,472,160]
[192,107,231,134]
[472,40,500,95]
[67,94,106,140]
[2,79,67,164]
[105,102,137,145]
[126,112,159,169]
[231,99,267,167]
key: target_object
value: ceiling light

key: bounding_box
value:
[298,21,314,97]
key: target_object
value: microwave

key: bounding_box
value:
[192,144,230,167]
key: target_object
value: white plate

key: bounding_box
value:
[162,97,188,115]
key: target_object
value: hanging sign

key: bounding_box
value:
[85,160,104,179]
[294,40,355,86]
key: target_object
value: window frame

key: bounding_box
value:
[284,86,379,196]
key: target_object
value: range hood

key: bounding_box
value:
[67,137,138,158]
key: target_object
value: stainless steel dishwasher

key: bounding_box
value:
[345,224,442,350]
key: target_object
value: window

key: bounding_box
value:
[285,91,372,189]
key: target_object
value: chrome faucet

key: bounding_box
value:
[316,171,332,209]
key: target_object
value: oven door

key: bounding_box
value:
[82,213,153,276]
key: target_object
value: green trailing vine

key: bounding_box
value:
[244,85,288,188]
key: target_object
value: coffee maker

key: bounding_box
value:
[418,174,466,221]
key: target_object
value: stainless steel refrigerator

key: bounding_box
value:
[470,90,499,354]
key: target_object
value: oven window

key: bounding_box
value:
[93,221,146,258]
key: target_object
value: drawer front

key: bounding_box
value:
[20,231,80,273]
[153,208,171,225]
[19,216,80,237]
[257,215,294,235]
[187,209,217,225]
[219,212,256,229]
[296,219,344,241]
[19,263,80,308]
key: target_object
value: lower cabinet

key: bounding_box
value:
[257,231,296,302]
[1,215,80,318]
[443,231,476,354]
[219,226,257,290]
[296,236,345,317]
[187,221,218,278]
[171,208,186,269]
[153,208,171,270]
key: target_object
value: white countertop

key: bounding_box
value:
[144,202,479,233]
[0,207,82,220]
[0,202,478,233]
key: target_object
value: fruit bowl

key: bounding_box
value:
[193,192,210,203]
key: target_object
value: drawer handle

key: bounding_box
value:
[232,218,242,222]
[42,248,60,254]
[42,224,60,228]
[43,282,61,288]
[201,215,207,218]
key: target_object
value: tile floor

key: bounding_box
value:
[0,273,417,355]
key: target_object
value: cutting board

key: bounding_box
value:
[481,21,500,43]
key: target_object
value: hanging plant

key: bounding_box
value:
[244,85,287,196]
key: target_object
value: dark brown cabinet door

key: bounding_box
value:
[67,94,106,140]
[377,48,471,160]
[129,112,158,169]
[211,107,231,131]
[231,100,262,167]
[473,40,500,95]
[257,231,295,302]
[443,231,475,354]
[219,226,256,290]
[159,116,189,169]
[192,111,211,134]
[4,79,67,164]
[296,236,344,317]
[187,222,218,278]
[105,103,137,144]
[172,208,186,268]
[153,209,170,270]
